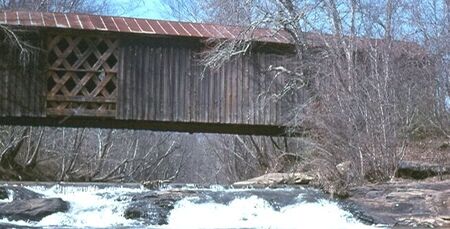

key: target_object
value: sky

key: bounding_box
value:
[111,0,174,20]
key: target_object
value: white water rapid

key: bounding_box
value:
[0,184,384,229]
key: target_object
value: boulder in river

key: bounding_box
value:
[348,180,450,228]
[396,161,450,179]
[0,187,8,200]
[0,198,70,221]
[233,173,314,186]
[3,186,43,201]
[124,190,197,225]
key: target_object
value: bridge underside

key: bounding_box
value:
[0,117,305,136]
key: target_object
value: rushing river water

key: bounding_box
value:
[0,183,383,228]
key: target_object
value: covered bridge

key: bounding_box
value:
[0,11,303,135]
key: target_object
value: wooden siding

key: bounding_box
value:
[0,30,300,133]
[0,32,46,117]
[118,39,291,126]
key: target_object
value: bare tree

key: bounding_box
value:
[162,0,448,194]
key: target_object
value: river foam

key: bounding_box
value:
[165,196,374,229]
[0,184,382,229]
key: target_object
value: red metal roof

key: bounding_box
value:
[0,11,292,44]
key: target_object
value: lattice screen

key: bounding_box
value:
[46,35,119,117]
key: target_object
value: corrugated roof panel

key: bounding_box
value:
[131,19,144,32]
[65,13,82,29]
[158,21,177,35]
[136,18,154,33]
[227,27,243,38]
[0,10,291,44]
[146,20,166,34]
[100,16,119,31]
[0,11,5,24]
[43,13,56,27]
[213,25,229,38]
[252,28,266,39]
[17,11,32,26]
[29,11,43,26]
[221,26,236,38]
[123,18,141,32]
[54,13,69,28]
[171,22,191,36]
[183,23,202,37]
[258,29,277,42]
[191,23,212,38]
[112,17,131,32]
[78,14,94,30]
[275,31,289,43]
[261,28,273,38]
[88,15,106,30]
[5,11,18,25]
[201,24,222,38]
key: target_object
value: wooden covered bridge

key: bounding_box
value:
[0,11,302,135]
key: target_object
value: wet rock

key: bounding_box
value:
[0,198,69,221]
[1,186,43,200]
[0,187,7,200]
[336,161,352,176]
[142,179,172,189]
[348,180,450,228]
[233,173,314,186]
[124,190,197,225]
[124,206,145,219]
[397,161,450,179]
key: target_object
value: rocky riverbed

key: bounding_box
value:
[0,186,69,222]
[0,170,448,228]
[348,179,450,228]
[0,183,376,228]
[234,171,450,228]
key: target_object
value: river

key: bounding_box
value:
[0,183,383,228]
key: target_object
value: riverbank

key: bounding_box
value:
[349,179,450,228]
[340,137,450,228]
[234,136,450,228]
[234,173,449,228]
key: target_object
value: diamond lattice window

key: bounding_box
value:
[46,35,119,117]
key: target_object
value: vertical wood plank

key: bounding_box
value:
[237,56,242,123]
[248,55,253,125]
[169,46,175,121]
[155,46,162,120]
[179,48,186,121]
[213,68,219,123]
[174,47,180,121]
[143,45,150,120]
[219,65,225,123]
[243,55,249,124]
[163,46,170,121]
[230,57,236,123]
[185,49,191,121]
[137,44,144,120]
[124,44,133,119]
[149,45,156,120]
